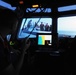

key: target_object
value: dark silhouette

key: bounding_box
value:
[45,23,49,31]
[27,20,32,30]
[40,22,44,31]
[0,9,30,75]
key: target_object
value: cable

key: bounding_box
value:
[21,7,47,39]
[25,17,42,39]
[24,8,47,39]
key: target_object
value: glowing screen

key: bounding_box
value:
[38,34,52,46]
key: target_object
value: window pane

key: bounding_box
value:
[58,5,76,12]
[58,16,76,38]
[0,1,16,10]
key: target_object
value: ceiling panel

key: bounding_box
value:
[2,0,76,8]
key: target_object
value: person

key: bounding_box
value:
[49,25,52,31]
[40,22,44,31]
[27,20,32,31]
[45,23,49,31]
[0,8,30,75]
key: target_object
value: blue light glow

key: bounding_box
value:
[0,0,16,10]
[58,5,76,12]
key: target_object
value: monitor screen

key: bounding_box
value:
[58,16,76,38]
[17,17,52,39]
[36,33,52,50]
[37,33,52,46]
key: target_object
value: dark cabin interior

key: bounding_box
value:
[0,0,76,75]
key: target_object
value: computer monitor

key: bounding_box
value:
[36,33,52,51]
[17,17,52,39]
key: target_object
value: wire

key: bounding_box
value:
[22,7,46,39]
[25,17,42,39]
